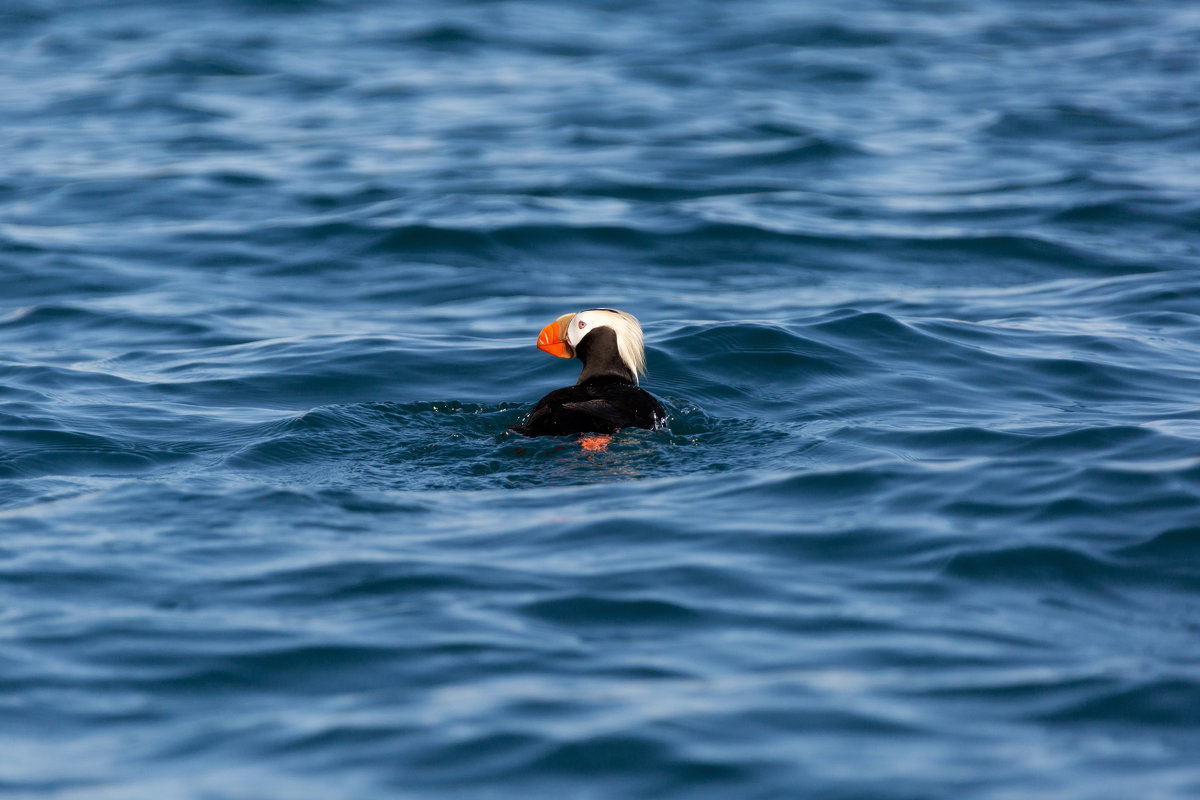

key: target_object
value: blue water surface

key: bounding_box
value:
[3,1,1200,797]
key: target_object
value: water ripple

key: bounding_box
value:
[4,0,1200,797]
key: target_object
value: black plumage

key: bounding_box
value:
[511,375,664,436]
[511,315,665,437]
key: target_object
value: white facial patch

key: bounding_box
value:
[564,308,647,381]
[564,313,589,347]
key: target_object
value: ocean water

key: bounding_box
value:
[3,0,1200,797]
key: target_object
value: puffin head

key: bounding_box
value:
[535,308,647,384]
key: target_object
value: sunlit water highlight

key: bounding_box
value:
[3,1,1200,797]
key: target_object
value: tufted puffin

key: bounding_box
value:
[510,308,666,437]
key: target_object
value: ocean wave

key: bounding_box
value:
[5,0,1200,796]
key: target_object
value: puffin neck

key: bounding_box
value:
[574,327,636,384]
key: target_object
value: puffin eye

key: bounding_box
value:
[578,320,587,329]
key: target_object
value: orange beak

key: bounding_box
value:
[536,314,575,359]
